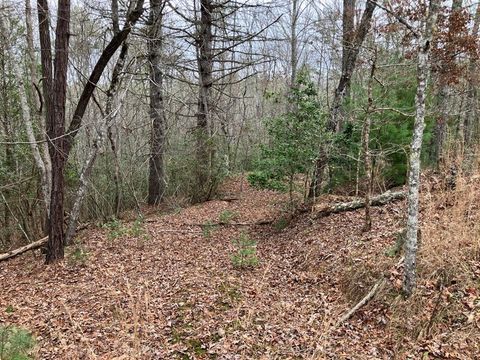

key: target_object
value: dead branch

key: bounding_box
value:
[0,223,90,262]
[335,278,386,327]
[187,220,274,227]
[0,237,47,262]
[335,256,404,327]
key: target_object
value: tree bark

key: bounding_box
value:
[289,0,299,88]
[36,0,71,263]
[314,190,406,218]
[464,3,480,154]
[341,0,355,102]
[194,0,214,203]
[362,54,376,232]
[147,0,167,205]
[37,0,145,263]
[432,0,463,166]
[403,0,439,297]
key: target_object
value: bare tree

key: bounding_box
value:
[463,3,480,155]
[362,51,376,232]
[37,0,70,263]
[37,0,145,262]
[403,0,440,297]
[432,0,463,166]
[148,0,167,205]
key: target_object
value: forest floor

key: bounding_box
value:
[1,176,479,359]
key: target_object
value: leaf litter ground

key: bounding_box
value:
[1,176,479,359]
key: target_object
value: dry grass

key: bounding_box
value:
[387,167,480,358]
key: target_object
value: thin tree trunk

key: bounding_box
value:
[403,0,439,297]
[106,44,128,217]
[26,0,52,205]
[464,3,480,154]
[432,0,463,165]
[147,0,167,205]
[341,0,355,104]
[362,53,376,232]
[289,0,299,88]
[0,14,50,216]
[66,3,136,244]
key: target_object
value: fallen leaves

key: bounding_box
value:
[0,176,479,359]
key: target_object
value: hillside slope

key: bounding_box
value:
[1,177,479,359]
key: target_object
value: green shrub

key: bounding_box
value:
[218,210,237,224]
[247,170,287,192]
[102,217,126,240]
[0,326,35,360]
[102,216,149,242]
[68,245,89,265]
[201,221,216,238]
[231,232,259,268]
[247,70,325,199]
[129,216,148,239]
[273,216,290,231]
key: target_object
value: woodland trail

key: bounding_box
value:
[0,177,477,359]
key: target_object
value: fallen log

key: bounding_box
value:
[314,190,406,218]
[0,236,47,262]
[0,223,90,262]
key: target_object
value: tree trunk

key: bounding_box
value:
[26,0,52,209]
[432,0,463,165]
[433,87,447,167]
[341,0,355,104]
[194,0,214,203]
[0,237,48,262]
[106,44,128,217]
[403,0,439,297]
[147,0,167,205]
[0,14,50,217]
[362,54,376,232]
[46,0,70,263]
[464,3,480,155]
[289,0,299,88]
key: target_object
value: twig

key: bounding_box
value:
[370,0,420,38]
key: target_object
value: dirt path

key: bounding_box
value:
[0,178,465,359]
